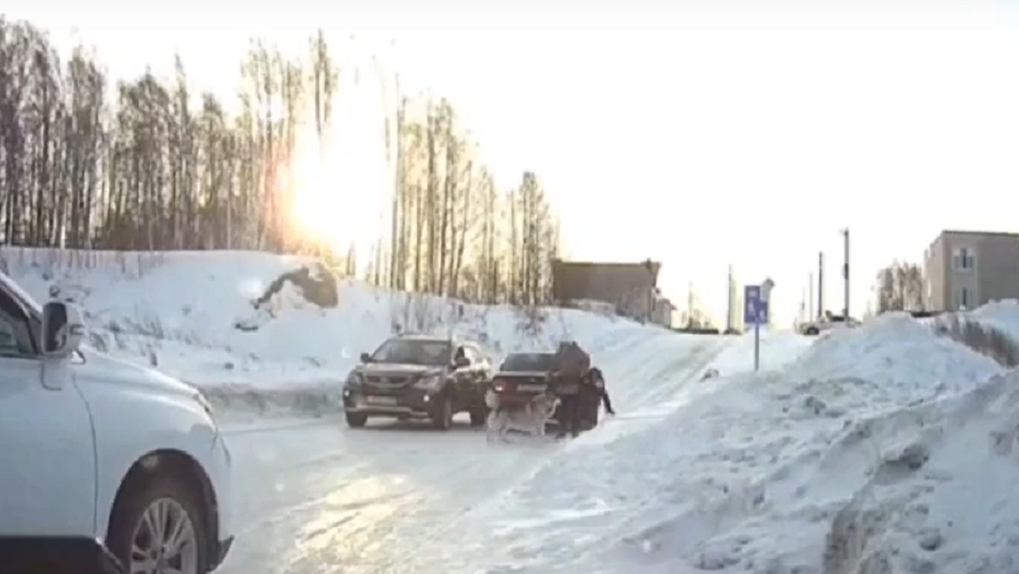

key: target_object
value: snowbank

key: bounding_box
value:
[0,247,669,401]
[783,312,1004,411]
[422,331,815,573]
[969,299,1019,340]
[604,311,1014,573]
[432,306,1019,573]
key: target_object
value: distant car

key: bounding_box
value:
[342,334,493,430]
[0,272,234,574]
[799,313,861,335]
[491,351,602,432]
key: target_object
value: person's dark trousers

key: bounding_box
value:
[556,394,581,438]
[601,391,614,415]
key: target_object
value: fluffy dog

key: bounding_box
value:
[486,390,560,442]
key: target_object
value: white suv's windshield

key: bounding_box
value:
[371,339,452,366]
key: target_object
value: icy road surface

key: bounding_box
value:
[217,330,733,574]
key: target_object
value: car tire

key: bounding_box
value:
[433,396,453,430]
[469,407,487,427]
[345,412,368,428]
[805,327,819,336]
[107,472,210,574]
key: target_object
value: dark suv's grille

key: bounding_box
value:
[366,375,409,386]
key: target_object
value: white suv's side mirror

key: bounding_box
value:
[41,301,86,357]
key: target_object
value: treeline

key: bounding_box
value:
[0,17,560,305]
[875,261,924,313]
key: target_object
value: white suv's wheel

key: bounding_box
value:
[107,476,210,574]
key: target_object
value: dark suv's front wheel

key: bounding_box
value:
[432,395,453,430]
[345,412,368,428]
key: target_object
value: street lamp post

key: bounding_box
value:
[818,252,824,320]
[840,228,850,319]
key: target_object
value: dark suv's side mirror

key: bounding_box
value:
[359,352,372,363]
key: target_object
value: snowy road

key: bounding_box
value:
[215,331,735,574]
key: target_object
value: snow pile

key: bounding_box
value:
[605,313,1013,574]
[968,299,1019,341]
[417,331,813,573]
[422,309,1019,574]
[794,312,1002,389]
[781,312,1005,414]
[0,247,664,395]
[814,371,1019,574]
[729,368,1019,574]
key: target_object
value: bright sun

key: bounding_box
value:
[291,67,392,271]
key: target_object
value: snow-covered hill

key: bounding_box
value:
[0,246,673,400]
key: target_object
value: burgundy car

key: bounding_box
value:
[491,352,602,431]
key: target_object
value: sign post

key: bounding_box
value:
[744,285,769,371]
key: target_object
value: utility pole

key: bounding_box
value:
[726,265,734,332]
[687,281,694,328]
[840,228,850,319]
[807,271,814,320]
[801,289,808,324]
[818,252,824,320]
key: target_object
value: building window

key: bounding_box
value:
[956,287,970,310]
[953,248,975,271]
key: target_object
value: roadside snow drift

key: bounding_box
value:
[412,308,1019,574]
[970,299,1019,341]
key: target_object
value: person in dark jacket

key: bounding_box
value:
[582,367,615,418]
[551,341,591,438]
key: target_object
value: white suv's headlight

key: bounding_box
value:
[345,372,362,386]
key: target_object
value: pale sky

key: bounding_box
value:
[9,0,1019,326]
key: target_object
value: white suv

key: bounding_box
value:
[0,271,234,574]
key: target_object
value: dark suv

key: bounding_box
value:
[342,334,493,430]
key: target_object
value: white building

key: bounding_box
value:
[650,293,675,327]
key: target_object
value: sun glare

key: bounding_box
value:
[291,61,393,271]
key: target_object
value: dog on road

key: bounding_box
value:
[485,390,560,442]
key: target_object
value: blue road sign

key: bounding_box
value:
[744,285,769,325]
[756,298,769,325]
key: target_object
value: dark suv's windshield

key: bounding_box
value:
[371,339,452,366]
[500,352,556,372]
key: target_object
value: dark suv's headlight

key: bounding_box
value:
[412,374,443,391]
[343,373,362,400]
[344,372,362,389]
